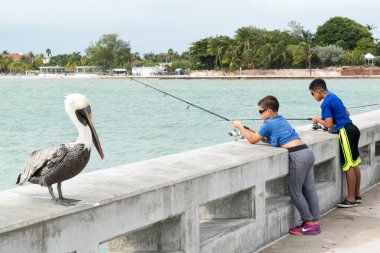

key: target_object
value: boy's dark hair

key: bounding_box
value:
[258,95,279,112]
[309,78,328,91]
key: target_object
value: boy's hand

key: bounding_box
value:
[312,117,320,123]
[230,120,243,129]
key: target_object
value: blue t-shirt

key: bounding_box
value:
[321,93,352,131]
[258,115,300,147]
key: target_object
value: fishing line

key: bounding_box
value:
[347,103,379,109]
[130,78,255,133]
[234,103,379,121]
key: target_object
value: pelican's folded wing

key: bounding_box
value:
[17,144,68,185]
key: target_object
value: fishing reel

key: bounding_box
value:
[228,129,245,141]
[311,123,323,130]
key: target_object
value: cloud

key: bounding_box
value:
[0,0,379,54]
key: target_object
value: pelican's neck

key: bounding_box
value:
[66,108,92,149]
[75,124,93,149]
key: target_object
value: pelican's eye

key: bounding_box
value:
[75,109,88,126]
[84,106,91,114]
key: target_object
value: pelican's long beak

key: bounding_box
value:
[84,109,104,159]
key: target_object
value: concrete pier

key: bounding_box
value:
[1,110,380,253]
[258,182,380,253]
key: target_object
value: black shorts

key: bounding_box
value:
[338,123,361,171]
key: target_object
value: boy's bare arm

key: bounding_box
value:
[246,131,266,144]
[312,117,333,128]
[240,129,265,144]
[345,108,350,116]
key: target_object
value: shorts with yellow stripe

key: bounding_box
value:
[339,123,361,171]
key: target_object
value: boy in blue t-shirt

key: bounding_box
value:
[230,95,321,235]
[309,78,361,208]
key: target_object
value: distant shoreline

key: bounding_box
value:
[1,75,380,80]
[1,67,380,80]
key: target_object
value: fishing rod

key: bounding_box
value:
[235,118,312,121]
[130,78,256,135]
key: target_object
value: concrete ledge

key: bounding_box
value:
[1,110,380,253]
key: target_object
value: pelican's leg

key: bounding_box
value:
[57,182,64,199]
[48,185,72,206]
[57,182,80,204]
[48,185,57,201]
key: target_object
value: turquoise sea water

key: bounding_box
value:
[0,78,379,191]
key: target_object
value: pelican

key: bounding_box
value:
[16,94,104,205]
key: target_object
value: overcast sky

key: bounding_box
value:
[1,0,379,56]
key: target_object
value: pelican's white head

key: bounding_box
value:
[65,93,91,112]
[64,93,104,159]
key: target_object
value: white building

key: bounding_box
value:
[112,68,127,76]
[158,62,172,71]
[132,66,159,76]
[39,66,65,77]
[364,53,376,67]
[75,66,102,77]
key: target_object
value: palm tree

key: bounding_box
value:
[235,26,264,67]
[235,27,255,53]
[300,30,314,44]
[242,48,257,70]
[222,38,240,70]
[167,48,174,62]
[257,43,274,68]
[207,36,229,70]
[255,35,276,68]
[344,50,358,66]
[27,51,34,58]
[272,41,292,67]
[45,48,52,58]
[293,43,313,74]
[0,56,14,73]
[366,24,378,31]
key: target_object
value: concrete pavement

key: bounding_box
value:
[257,183,380,253]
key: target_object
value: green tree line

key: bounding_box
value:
[1,17,380,73]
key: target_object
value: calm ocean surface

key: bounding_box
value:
[0,78,379,191]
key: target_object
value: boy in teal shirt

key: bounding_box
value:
[230,95,321,235]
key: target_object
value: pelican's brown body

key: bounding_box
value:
[17,143,90,187]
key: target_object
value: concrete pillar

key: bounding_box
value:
[371,139,380,184]
[181,206,200,253]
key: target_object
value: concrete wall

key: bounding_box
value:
[189,67,380,77]
[341,66,380,76]
[189,69,341,77]
[1,110,380,253]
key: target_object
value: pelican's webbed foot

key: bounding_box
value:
[58,197,81,203]
[48,184,81,206]
[53,198,76,206]
[57,182,81,204]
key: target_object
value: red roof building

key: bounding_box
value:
[0,53,24,61]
